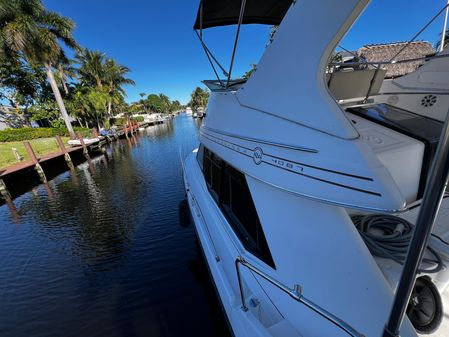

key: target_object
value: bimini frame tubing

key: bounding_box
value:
[194,0,248,89]
[383,110,449,337]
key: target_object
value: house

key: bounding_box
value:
[357,41,436,78]
[0,106,22,130]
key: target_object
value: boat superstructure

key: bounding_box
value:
[182,1,449,337]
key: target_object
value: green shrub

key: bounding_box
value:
[112,118,126,126]
[0,127,91,142]
[111,116,144,126]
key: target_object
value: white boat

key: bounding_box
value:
[197,107,205,118]
[67,137,100,147]
[186,107,193,116]
[192,111,198,118]
[182,1,449,337]
[372,47,449,122]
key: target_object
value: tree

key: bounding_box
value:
[243,64,257,79]
[76,48,134,118]
[170,100,181,113]
[103,58,135,116]
[76,49,106,88]
[147,94,164,114]
[0,0,80,137]
[189,87,209,111]
[54,57,77,95]
[436,29,449,51]
[159,93,171,113]
[0,57,47,111]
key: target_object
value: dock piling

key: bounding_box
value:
[76,132,90,159]
[11,147,23,162]
[124,124,129,138]
[24,141,47,183]
[0,179,11,200]
[56,136,75,170]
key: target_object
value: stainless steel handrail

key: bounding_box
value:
[328,52,449,68]
[235,256,364,337]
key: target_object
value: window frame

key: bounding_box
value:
[200,145,275,269]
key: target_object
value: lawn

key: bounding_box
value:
[0,137,70,170]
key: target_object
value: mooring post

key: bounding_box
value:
[55,135,74,170]
[24,141,47,183]
[76,132,90,159]
[11,147,23,162]
[0,179,11,200]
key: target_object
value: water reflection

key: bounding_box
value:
[0,115,229,337]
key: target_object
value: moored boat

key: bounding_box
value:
[182,1,449,337]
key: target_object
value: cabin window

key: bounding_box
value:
[203,148,221,201]
[202,147,275,268]
[196,144,204,170]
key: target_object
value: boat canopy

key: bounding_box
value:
[193,0,293,29]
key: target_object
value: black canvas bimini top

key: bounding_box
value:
[193,0,293,29]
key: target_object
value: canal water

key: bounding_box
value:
[0,115,231,337]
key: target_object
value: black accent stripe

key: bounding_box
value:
[202,132,382,197]
[202,133,253,158]
[202,130,374,182]
[263,160,381,197]
[268,153,373,181]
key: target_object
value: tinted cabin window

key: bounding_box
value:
[196,144,204,170]
[203,148,221,201]
[202,147,275,268]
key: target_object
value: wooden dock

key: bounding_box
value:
[0,146,83,179]
[0,118,166,200]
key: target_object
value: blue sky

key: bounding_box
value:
[43,0,448,104]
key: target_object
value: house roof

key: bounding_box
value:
[357,41,436,78]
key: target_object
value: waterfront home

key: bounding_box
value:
[0,106,22,130]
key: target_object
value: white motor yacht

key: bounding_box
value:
[197,107,205,118]
[182,1,449,337]
[186,107,193,116]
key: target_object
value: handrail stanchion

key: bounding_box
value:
[235,257,364,337]
[383,109,449,337]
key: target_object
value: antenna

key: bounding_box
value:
[440,0,449,52]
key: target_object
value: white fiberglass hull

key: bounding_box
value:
[182,149,417,337]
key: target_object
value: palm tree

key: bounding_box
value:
[55,57,77,95]
[159,93,171,113]
[189,87,209,111]
[138,92,147,112]
[436,29,449,51]
[75,49,106,88]
[0,0,79,137]
[103,59,135,116]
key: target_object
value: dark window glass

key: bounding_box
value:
[210,154,222,198]
[204,148,212,187]
[196,144,204,170]
[201,147,275,268]
[203,148,221,202]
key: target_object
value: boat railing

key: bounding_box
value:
[328,52,449,69]
[235,256,365,337]
[328,52,449,103]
